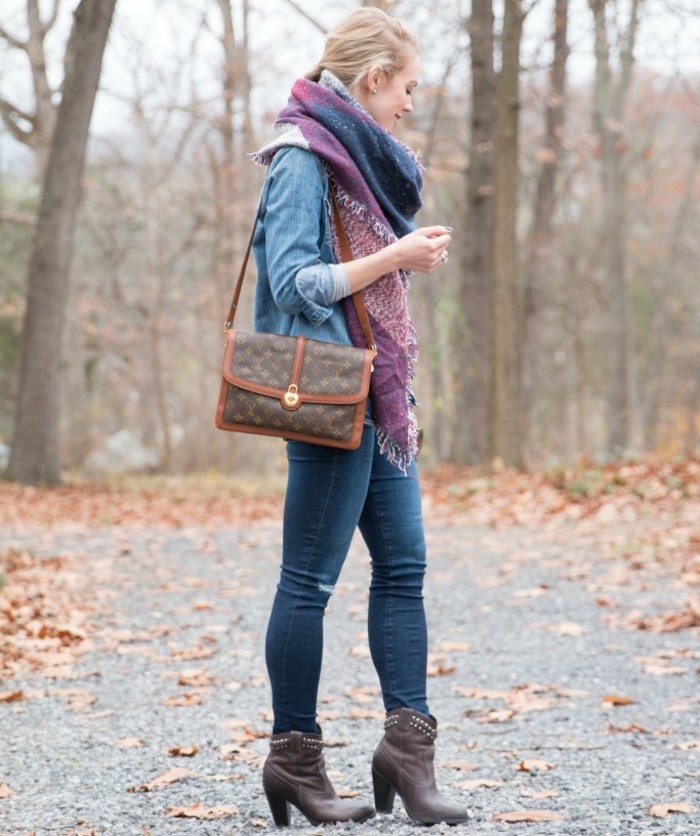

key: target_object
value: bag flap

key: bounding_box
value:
[222,330,371,404]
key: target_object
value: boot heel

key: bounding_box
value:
[372,768,396,814]
[265,790,291,826]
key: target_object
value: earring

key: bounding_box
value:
[372,88,377,94]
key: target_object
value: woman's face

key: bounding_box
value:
[360,51,420,134]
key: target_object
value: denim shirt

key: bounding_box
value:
[252,146,353,346]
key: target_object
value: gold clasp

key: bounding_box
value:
[282,384,300,410]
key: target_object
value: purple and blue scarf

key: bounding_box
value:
[254,71,424,470]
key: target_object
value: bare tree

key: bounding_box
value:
[455,0,496,464]
[643,123,700,448]
[588,0,642,453]
[491,0,525,468]
[7,0,118,485]
[522,0,569,462]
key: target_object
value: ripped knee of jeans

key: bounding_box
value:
[318,581,335,596]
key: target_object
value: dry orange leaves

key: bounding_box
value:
[167,802,238,820]
[128,767,195,793]
[0,548,94,680]
[492,809,565,823]
[649,802,695,817]
[1,455,698,687]
[456,682,585,723]
[0,479,284,530]
[421,455,700,528]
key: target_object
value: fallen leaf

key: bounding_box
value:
[228,724,268,744]
[163,692,203,707]
[475,708,516,724]
[601,694,636,707]
[128,767,195,793]
[67,691,97,711]
[456,778,504,790]
[521,789,559,799]
[649,802,695,817]
[605,722,647,734]
[170,646,217,661]
[323,738,351,748]
[443,761,479,772]
[167,801,238,820]
[436,641,473,652]
[169,745,200,757]
[177,668,215,687]
[512,587,548,599]
[427,655,456,676]
[554,621,586,636]
[517,759,556,773]
[455,686,509,701]
[493,809,565,823]
[0,783,14,798]
[345,685,380,704]
[0,690,25,703]
[115,737,144,748]
[348,707,384,719]
[676,740,700,750]
[641,662,687,676]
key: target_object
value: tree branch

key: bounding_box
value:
[0,23,27,50]
[0,96,35,144]
[279,0,328,34]
[42,0,62,37]
[0,210,36,226]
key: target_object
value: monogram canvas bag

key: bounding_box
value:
[214,201,376,450]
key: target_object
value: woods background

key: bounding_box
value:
[0,0,698,485]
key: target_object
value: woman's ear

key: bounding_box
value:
[365,66,383,94]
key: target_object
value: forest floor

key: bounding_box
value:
[0,457,699,835]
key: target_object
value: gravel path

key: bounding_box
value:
[1,514,699,835]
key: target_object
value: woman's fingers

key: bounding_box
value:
[393,227,452,272]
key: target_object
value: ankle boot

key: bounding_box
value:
[262,729,375,826]
[372,708,469,825]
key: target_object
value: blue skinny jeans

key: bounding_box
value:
[266,421,429,734]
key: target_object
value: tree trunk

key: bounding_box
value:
[490,0,524,468]
[643,130,700,448]
[589,0,641,453]
[213,0,238,313]
[7,0,118,485]
[454,0,495,464]
[522,0,569,463]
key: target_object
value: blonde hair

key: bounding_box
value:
[305,8,418,91]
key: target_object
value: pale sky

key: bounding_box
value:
[1,0,699,173]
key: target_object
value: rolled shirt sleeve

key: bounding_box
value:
[296,262,351,306]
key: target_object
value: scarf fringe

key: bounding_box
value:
[332,180,420,470]
[333,185,395,248]
[376,418,420,474]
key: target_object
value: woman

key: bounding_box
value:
[251,8,468,828]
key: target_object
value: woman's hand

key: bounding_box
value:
[391,226,452,273]
[344,225,452,293]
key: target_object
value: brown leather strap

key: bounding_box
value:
[224,194,376,355]
[330,198,376,355]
